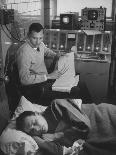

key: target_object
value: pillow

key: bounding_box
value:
[0,96,47,155]
[12,96,47,122]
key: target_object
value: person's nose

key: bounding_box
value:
[34,126,42,135]
[36,39,40,45]
[34,125,40,131]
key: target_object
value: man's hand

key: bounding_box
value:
[63,146,73,155]
[55,52,66,60]
[47,65,69,80]
[47,70,62,79]
[42,132,64,142]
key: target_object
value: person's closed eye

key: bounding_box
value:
[30,128,39,135]
[30,125,42,136]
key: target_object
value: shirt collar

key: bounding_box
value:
[26,40,40,51]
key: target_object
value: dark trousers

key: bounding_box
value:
[21,78,92,106]
[21,80,85,106]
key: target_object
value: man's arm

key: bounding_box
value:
[43,42,56,58]
[43,42,64,61]
[33,136,63,155]
[42,132,64,142]
[42,127,86,148]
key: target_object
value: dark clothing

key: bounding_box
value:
[79,137,116,155]
[36,101,116,155]
[4,44,23,114]
[43,99,90,137]
[35,99,90,155]
[21,80,92,106]
[79,103,116,155]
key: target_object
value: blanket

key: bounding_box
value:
[79,103,116,155]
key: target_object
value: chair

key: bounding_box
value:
[4,43,23,115]
[4,62,22,115]
[4,42,47,113]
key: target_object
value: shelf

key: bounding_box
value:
[75,57,110,63]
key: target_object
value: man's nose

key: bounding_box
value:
[36,39,40,44]
[34,125,41,131]
[32,127,40,134]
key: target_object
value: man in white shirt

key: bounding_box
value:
[16,23,91,105]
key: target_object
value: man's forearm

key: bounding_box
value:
[33,136,63,155]
[54,132,64,140]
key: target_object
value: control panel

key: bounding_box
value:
[60,12,79,30]
[44,29,112,62]
[81,7,106,31]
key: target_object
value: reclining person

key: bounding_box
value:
[16,99,91,155]
[16,98,116,155]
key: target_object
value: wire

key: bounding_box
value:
[12,22,21,40]
[0,24,12,40]
[5,24,21,42]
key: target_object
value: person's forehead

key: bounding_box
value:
[24,115,35,131]
[25,115,36,125]
[25,115,36,121]
[31,30,43,38]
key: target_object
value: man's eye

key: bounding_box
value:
[30,128,35,135]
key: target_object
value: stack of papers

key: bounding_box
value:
[52,52,79,92]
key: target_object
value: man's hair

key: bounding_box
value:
[16,111,36,133]
[28,23,44,35]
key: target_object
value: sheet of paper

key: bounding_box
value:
[52,52,78,92]
[83,30,102,35]
[58,51,75,78]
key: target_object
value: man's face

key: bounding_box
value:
[23,114,48,136]
[28,30,44,48]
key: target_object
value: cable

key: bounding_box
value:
[5,24,21,42]
[12,22,21,40]
[0,24,12,40]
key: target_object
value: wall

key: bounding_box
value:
[0,0,57,69]
[44,0,57,28]
[4,0,42,37]
[0,0,43,75]
[57,0,112,17]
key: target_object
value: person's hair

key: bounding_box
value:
[28,23,44,35]
[16,111,36,133]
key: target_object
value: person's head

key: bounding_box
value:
[27,23,44,48]
[16,111,48,136]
